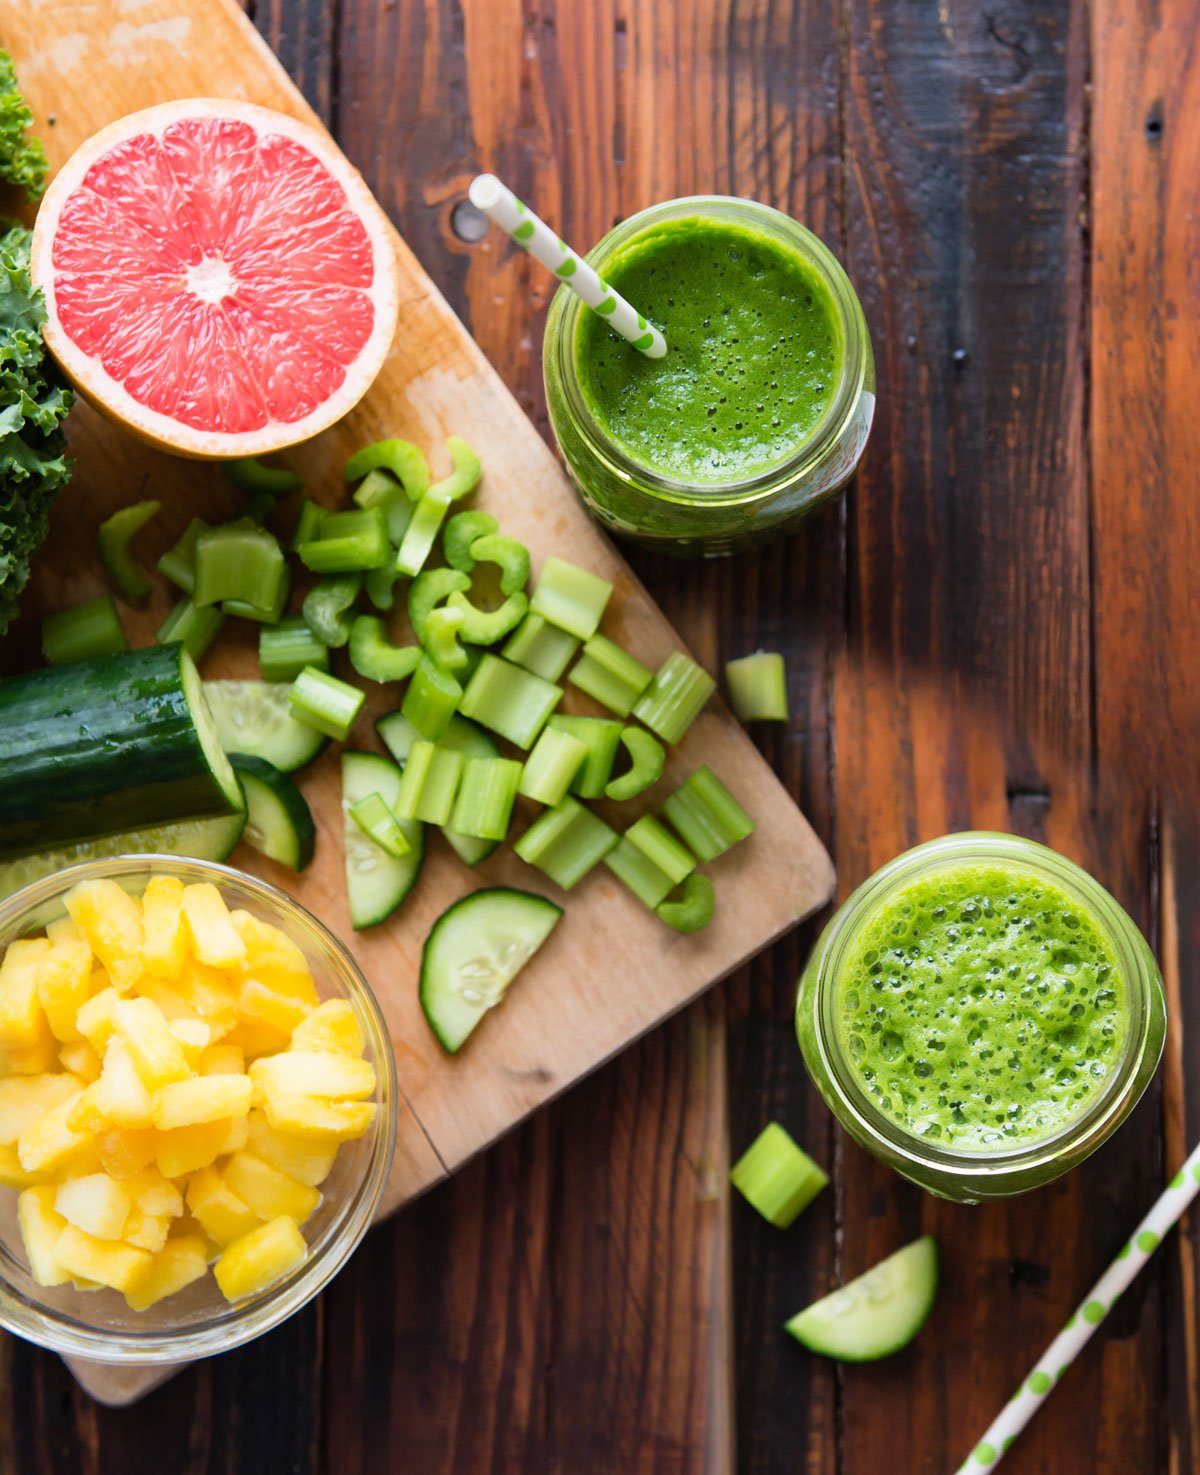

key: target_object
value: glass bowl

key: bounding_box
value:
[0,855,397,1363]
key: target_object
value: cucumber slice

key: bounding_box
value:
[376,711,500,866]
[231,755,316,871]
[341,751,424,929]
[206,680,329,773]
[419,887,562,1053]
[442,829,498,867]
[784,1236,938,1362]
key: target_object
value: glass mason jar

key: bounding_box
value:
[543,196,876,556]
[796,833,1166,1202]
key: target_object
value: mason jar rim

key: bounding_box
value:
[544,194,870,509]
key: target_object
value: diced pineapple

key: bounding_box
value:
[35,939,92,1042]
[213,1215,307,1302]
[112,997,189,1089]
[174,1210,221,1263]
[229,911,316,1000]
[238,980,311,1036]
[0,1142,51,1189]
[246,1110,337,1187]
[153,1119,231,1178]
[63,880,144,993]
[0,1073,84,1145]
[222,1151,320,1224]
[137,980,200,1026]
[0,939,54,1052]
[0,1032,59,1076]
[222,1019,292,1061]
[215,1114,250,1157]
[76,987,120,1054]
[54,1172,131,1240]
[186,1166,262,1247]
[46,916,88,948]
[197,1043,244,1076]
[58,1040,102,1083]
[123,1207,171,1253]
[54,1224,152,1292]
[70,1039,154,1131]
[125,1169,184,1219]
[167,1019,212,1067]
[262,1094,377,1143]
[141,876,188,978]
[291,1000,365,1058]
[250,1050,375,1104]
[17,1184,70,1286]
[124,1234,208,1311]
[180,884,246,969]
[97,1128,158,1180]
[17,1090,92,1173]
[153,1074,252,1131]
[175,963,239,1035]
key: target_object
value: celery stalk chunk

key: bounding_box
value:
[394,741,465,825]
[409,568,471,645]
[546,715,623,798]
[291,499,325,550]
[348,616,421,684]
[605,726,665,802]
[518,727,589,807]
[730,1123,828,1227]
[568,634,653,717]
[529,556,612,639]
[460,654,562,749]
[402,656,462,740]
[352,468,414,543]
[656,872,715,933]
[604,815,695,909]
[396,490,452,577]
[448,757,523,841]
[157,516,209,593]
[661,767,756,862]
[428,436,482,502]
[633,651,716,744]
[224,456,302,496]
[288,667,365,742]
[43,594,129,665]
[349,792,412,858]
[158,598,225,662]
[344,438,432,499]
[443,510,499,572]
[726,651,789,722]
[193,521,287,617]
[502,613,580,683]
[303,572,362,649]
[469,534,530,595]
[447,589,529,645]
[259,617,329,681]
[513,798,618,890]
[98,498,160,598]
[297,506,390,573]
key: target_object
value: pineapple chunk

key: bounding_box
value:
[238,980,311,1036]
[153,1119,232,1178]
[250,1050,375,1104]
[213,1215,307,1302]
[123,1208,171,1253]
[97,1128,158,1180]
[141,876,188,978]
[59,1040,102,1083]
[0,1142,50,1189]
[138,980,200,1026]
[176,963,239,1035]
[0,1033,58,1077]
[246,1110,337,1187]
[76,987,120,1054]
[17,1184,70,1286]
[186,1166,262,1247]
[70,1040,154,1131]
[197,1043,245,1076]
[215,1114,250,1156]
[222,1019,292,1061]
[169,1019,212,1067]
[229,911,316,999]
[181,884,246,969]
[291,1000,365,1058]
[125,1169,184,1219]
[54,1172,131,1240]
[0,938,54,1050]
[174,1210,221,1263]
[17,1090,92,1173]
[0,1073,84,1144]
[36,939,92,1042]
[112,997,189,1089]
[262,1094,377,1143]
[222,1151,320,1223]
[124,1234,208,1311]
[54,1224,152,1292]
[153,1074,252,1131]
[63,880,144,993]
[46,916,88,948]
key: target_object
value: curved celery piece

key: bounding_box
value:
[605,726,665,802]
[365,564,402,611]
[428,435,482,503]
[396,490,452,577]
[344,438,432,500]
[446,589,528,645]
[656,873,715,933]
[224,456,302,496]
[424,606,468,671]
[352,468,414,543]
[291,498,324,550]
[402,655,463,740]
[443,510,498,573]
[193,521,286,614]
[408,567,470,645]
[348,615,422,683]
[98,498,161,598]
[469,533,530,596]
[302,572,363,649]
[157,516,209,593]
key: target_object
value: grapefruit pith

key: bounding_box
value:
[30,99,400,459]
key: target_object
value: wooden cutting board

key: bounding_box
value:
[3,0,834,1405]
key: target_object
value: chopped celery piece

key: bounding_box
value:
[239,490,276,525]
[224,456,302,496]
[349,791,412,859]
[394,741,464,825]
[428,435,482,502]
[396,490,452,576]
[443,510,498,572]
[502,612,580,683]
[193,520,286,613]
[605,726,665,802]
[288,666,365,741]
[220,563,291,624]
[448,756,522,841]
[726,651,788,722]
[348,615,421,683]
[661,767,756,862]
[633,651,716,744]
[352,468,414,543]
[657,873,715,933]
[42,594,128,665]
[730,1123,827,1227]
[402,655,462,740]
[344,438,431,499]
[518,726,589,807]
[157,516,209,593]
[365,563,402,611]
[297,506,390,573]
[378,710,495,767]
[303,572,362,648]
[98,498,160,598]
[604,815,694,909]
[469,534,529,595]
[529,555,612,639]
[408,567,470,644]
[291,498,325,550]
[158,597,225,661]
[568,634,653,717]
[259,618,329,682]
[460,654,561,749]
[546,714,622,798]
[446,588,528,644]
[514,798,618,890]
[425,606,468,671]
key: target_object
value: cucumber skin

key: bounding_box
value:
[0,645,240,859]
[785,1236,939,1362]
[231,755,316,871]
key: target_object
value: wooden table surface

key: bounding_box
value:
[2,0,1197,1471]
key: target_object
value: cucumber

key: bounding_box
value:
[419,887,562,1053]
[205,679,328,773]
[377,711,501,866]
[784,1236,938,1362]
[341,751,424,928]
[231,755,316,871]
[0,645,242,860]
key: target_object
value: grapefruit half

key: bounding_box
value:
[30,99,400,459]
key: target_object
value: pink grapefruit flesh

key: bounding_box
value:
[31,99,400,458]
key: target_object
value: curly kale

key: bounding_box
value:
[0,51,47,199]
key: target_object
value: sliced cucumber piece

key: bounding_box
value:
[206,680,329,773]
[341,751,424,929]
[442,829,498,867]
[785,1236,938,1362]
[419,887,562,1053]
[231,755,316,871]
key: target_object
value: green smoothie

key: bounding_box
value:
[835,861,1130,1152]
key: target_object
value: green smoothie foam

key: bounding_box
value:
[835,861,1129,1152]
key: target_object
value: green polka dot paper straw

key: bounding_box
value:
[468,174,666,359]
[955,1140,1200,1472]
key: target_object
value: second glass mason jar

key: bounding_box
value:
[796,834,1166,1202]
[543,196,875,556]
